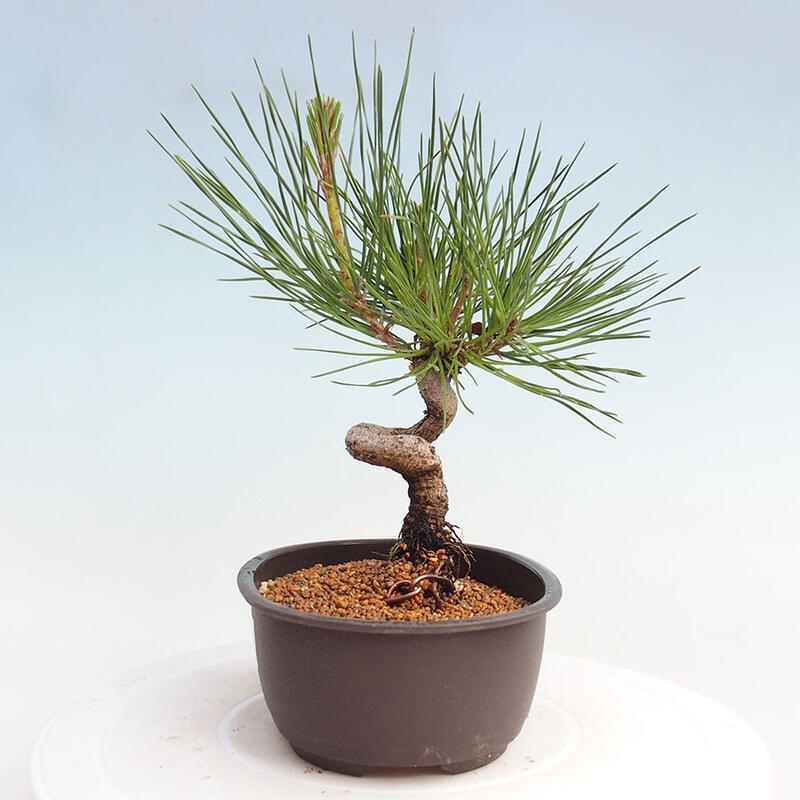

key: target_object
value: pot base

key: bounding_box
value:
[290,744,505,776]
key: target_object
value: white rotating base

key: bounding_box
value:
[30,645,769,800]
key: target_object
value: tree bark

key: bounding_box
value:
[345,369,460,563]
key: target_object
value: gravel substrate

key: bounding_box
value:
[259,556,529,622]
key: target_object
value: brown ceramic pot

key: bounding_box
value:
[237,538,561,775]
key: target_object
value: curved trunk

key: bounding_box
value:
[345,369,468,573]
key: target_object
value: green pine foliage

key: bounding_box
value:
[153,38,696,432]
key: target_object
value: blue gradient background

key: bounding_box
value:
[2,1,797,797]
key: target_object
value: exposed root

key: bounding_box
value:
[391,525,474,591]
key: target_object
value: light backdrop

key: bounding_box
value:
[2,1,797,797]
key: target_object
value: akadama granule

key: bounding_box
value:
[259,557,528,622]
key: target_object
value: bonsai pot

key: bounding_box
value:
[237,538,562,775]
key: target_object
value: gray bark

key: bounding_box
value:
[344,369,457,547]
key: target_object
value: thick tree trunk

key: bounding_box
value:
[345,369,467,571]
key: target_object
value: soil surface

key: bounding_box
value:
[259,555,529,622]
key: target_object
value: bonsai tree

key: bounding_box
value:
[154,40,694,586]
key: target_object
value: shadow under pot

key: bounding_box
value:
[237,538,562,776]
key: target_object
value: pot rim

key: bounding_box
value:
[238,538,562,634]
